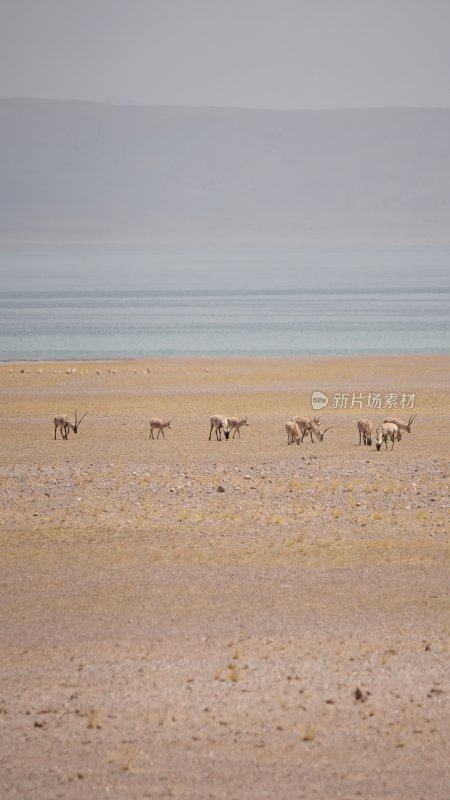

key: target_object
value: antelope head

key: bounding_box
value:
[406,414,416,433]
[314,426,333,442]
[73,410,88,433]
[375,425,384,450]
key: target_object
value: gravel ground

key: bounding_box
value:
[0,355,449,799]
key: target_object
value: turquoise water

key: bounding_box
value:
[1,246,449,359]
[0,289,449,359]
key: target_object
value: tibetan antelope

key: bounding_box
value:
[53,411,87,440]
[383,415,416,434]
[291,416,320,443]
[375,422,401,451]
[308,425,334,443]
[226,417,249,438]
[209,415,230,441]
[149,418,172,439]
[286,420,301,445]
[357,418,373,446]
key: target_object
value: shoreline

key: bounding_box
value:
[2,349,450,365]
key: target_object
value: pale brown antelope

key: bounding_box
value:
[291,415,320,443]
[375,422,401,451]
[357,418,373,446]
[149,418,172,439]
[308,425,334,443]
[209,415,231,441]
[53,410,87,440]
[226,417,249,438]
[383,415,416,434]
[285,420,301,445]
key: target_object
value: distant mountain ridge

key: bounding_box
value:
[1,99,449,243]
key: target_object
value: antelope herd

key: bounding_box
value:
[53,411,416,451]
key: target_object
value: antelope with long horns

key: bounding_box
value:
[308,425,334,442]
[53,411,87,440]
[383,415,416,434]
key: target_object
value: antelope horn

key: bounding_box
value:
[322,427,334,435]
[77,412,88,426]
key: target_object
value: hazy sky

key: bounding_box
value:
[1,0,449,109]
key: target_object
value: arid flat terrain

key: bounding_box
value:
[1,355,449,799]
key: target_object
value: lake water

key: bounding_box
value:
[1,245,449,360]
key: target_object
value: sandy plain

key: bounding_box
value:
[0,354,449,799]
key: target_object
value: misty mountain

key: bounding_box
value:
[0,99,449,242]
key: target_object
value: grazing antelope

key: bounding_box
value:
[308,425,334,443]
[149,418,171,439]
[53,411,87,440]
[286,420,301,445]
[291,416,320,443]
[375,422,401,451]
[226,417,249,438]
[357,418,373,446]
[209,415,230,441]
[383,415,416,434]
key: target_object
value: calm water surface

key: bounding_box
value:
[1,245,449,359]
